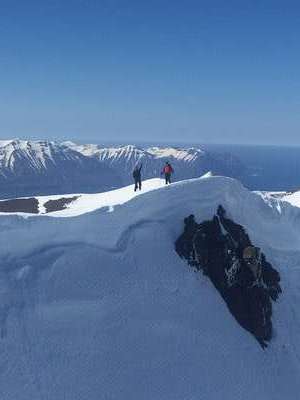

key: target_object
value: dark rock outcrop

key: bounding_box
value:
[44,196,79,213]
[0,198,39,214]
[0,195,80,214]
[175,205,282,348]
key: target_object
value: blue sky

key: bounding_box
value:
[0,0,300,145]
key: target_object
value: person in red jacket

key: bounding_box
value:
[161,161,174,185]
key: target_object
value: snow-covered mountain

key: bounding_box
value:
[65,141,246,185]
[0,140,121,198]
[0,176,300,399]
[0,140,246,198]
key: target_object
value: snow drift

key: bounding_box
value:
[0,176,300,399]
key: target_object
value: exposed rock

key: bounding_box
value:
[175,205,282,348]
[0,195,80,214]
[44,196,79,213]
[0,198,39,214]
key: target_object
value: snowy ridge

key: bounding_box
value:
[11,178,163,217]
[0,176,300,399]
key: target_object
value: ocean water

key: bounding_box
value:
[203,144,300,191]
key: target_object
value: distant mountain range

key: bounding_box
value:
[0,139,246,198]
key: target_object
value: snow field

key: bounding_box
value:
[0,176,300,399]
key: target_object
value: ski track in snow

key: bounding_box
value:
[0,176,300,399]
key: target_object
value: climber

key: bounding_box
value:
[132,164,142,192]
[243,246,262,280]
[161,161,174,185]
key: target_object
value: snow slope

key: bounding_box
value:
[282,190,300,207]
[0,178,165,216]
[0,176,300,399]
[258,190,300,211]
[35,178,166,217]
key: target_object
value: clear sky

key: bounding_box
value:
[0,0,300,145]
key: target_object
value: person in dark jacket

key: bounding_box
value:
[161,162,174,184]
[133,164,142,191]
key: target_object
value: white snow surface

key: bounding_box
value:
[200,170,214,178]
[0,176,300,399]
[147,146,203,161]
[282,190,300,207]
[64,143,204,164]
[35,178,166,217]
[0,140,57,170]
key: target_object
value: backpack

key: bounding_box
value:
[164,164,172,174]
